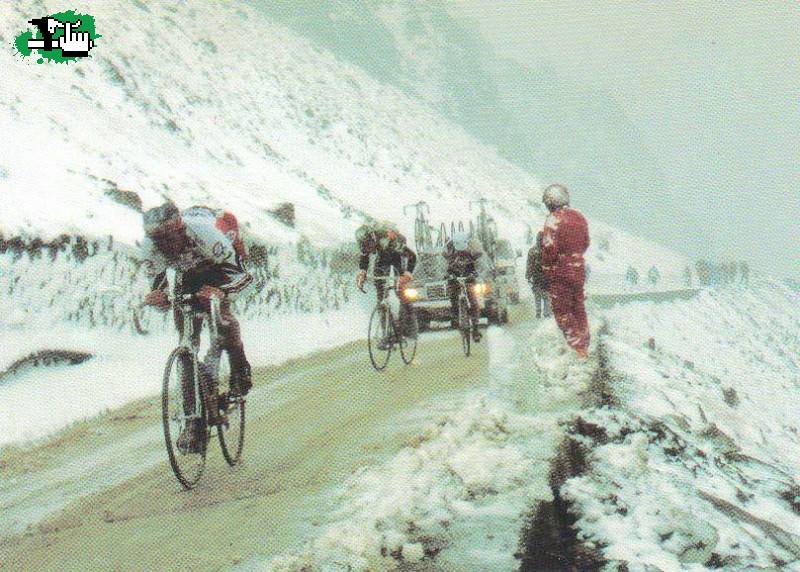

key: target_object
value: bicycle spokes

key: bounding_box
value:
[215,349,245,466]
[368,305,393,371]
[162,347,207,489]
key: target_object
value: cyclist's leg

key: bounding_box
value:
[466,277,482,341]
[374,264,389,308]
[447,278,459,329]
[219,298,252,396]
[394,261,417,339]
[374,264,391,348]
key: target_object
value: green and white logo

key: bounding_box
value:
[14,10,100,64]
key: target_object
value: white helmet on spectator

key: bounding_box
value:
[542,184,570,211]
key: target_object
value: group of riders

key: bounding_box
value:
[140,184,590,449]
[354,221,485,346]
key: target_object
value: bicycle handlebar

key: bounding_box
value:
[359,274,402,294]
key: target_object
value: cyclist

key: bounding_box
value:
[443,230,482,342]
[355,221,418,348]
[141,202,253,451]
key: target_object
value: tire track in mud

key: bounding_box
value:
[0,329,494,572]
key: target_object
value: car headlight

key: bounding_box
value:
[472,283,490,296]
[403,288,419,301]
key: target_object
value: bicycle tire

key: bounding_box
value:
[162,346,207,490]
[368,305,392,371]
[399,309,418,365]
[215,349,246,466]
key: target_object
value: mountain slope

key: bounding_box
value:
[1,0,686,447]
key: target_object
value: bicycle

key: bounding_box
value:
[451,275,476,357]
[162,293,245,489]
[359,272,418,371]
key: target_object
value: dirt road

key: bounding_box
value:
[1,325,501,571]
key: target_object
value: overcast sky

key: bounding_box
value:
[454,1,799,279]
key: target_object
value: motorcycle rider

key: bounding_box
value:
[141,201,253,452]
[541,184,591,358]
[355,221,418,346]
[443,230,483,342]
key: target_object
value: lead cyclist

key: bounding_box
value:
[141,201,253,451]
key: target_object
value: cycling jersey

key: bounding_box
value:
[358,228,417,274]
[442,239,482,278]
[142,207,252,296]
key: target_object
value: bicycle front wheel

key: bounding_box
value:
[368,305,392,371]
[400,308,418,365]
[216,350,246,466]
[162,346,207,490]
[459,299,471,357]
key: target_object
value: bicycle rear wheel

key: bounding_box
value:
[400,309,418,365]
[162,346,207,489]
[459,299,471,357]
[368,305,392,371]
[216,350,246,466]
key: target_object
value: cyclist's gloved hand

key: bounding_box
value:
[398,271,413,288]
[144,289,170,312]
[197,285,225,311]
[356,269,367,291]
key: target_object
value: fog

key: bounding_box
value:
[455,1,799,279]
[255,1,798,279]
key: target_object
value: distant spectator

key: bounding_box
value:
[740,261,750,285]
[683,265,693,287]
[730,261,739,284]
[648,266,661,287]
[695,260,710,286]
[526,231,550,319]
[626,266,640,286]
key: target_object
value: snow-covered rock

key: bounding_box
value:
[563,279,800,571]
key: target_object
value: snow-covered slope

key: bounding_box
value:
[564,279,800,570]
[1,0,685,445]
[258,280,800,572]
[1,1,539,249]
[0,0,684,262]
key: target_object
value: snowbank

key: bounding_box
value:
[563,279,800,570]
[263,318,598,571]
[0,303,369,447]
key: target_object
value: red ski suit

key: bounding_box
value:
[541,207,590,352]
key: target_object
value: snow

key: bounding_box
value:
[562,278,800,570]
[0,0,687,448]
[0,304,368,447]
[262,319,597,571]
[1,0,542,249]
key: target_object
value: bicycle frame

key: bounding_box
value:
[453,276,475,318]
[364,267,418,369]
[173,294,227,423]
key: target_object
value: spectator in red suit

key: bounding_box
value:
[540,184,591,358]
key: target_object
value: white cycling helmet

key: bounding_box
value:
[451,230,470,251]
[542,184,570,210]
